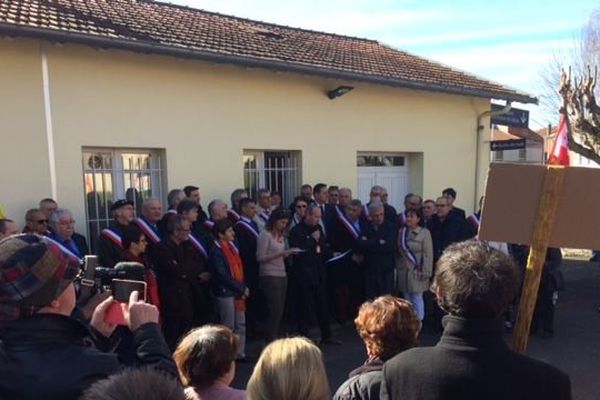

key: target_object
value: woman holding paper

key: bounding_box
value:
[397,208,433,321]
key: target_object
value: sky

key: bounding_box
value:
[169,0,599,129]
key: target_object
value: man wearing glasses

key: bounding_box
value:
[428,197,470,263]
[49,208,89,258]
[23,208,50,235]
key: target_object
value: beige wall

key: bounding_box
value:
[0,38,491,235]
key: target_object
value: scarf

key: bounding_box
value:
[220,239,246,311]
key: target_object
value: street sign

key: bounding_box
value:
[490,139,526,151]
[490,104,529,128]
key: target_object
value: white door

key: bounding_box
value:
[357,154,409,211]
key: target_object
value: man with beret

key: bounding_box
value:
[97,199,135,268]
[0,235,176,400]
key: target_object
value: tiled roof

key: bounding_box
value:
[493,126,544,143]
[0,0,536,103]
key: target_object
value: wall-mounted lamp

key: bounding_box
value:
[327,85,354,100]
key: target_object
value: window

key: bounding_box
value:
[518,148,527,161]
[495,150,504,162]
[82,148,166,251]
[243,150,301,206]
[357,154,405,167]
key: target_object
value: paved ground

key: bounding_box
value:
[232,259,600,399]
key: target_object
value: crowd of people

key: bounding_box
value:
[0,183,572,399]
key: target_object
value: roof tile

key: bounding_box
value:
[0,0,535,102]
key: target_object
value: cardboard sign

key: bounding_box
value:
[479,163,600,249]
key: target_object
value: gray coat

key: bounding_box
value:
[397,226,433,293]
[333,358,384,400]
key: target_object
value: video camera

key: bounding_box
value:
[78,256,146,301]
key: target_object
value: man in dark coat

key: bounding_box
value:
[0,235,175,400]
[97,199,135,268]
[442,187,466,220]
[428,196,471,262]
[358,201,398,299]
[234,197,262,337]
[380,240,572,400]
[288,204,336,343]
[152,215,211,349]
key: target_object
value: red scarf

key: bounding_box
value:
[219,240,246,311]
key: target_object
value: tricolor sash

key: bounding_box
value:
[228,209,241,222]
[204,220,215,230]
[400,227,421,271]
[258,211,269,223]
[336,206,360,240]
[398,211,407,226]
[326,249,352,263]
[362,204,371,221]
[101,227,123,249]
[468,212,481,233]
[236,219,259,239]
[46,235,82,263]
[189,234,209,260]
[134,217,161,244]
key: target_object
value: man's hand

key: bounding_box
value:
[80,290,112,321]
[311,230,321,241]
[127,290,160,332]
[90,295,118,338]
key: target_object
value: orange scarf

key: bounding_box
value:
[220,239,246,311]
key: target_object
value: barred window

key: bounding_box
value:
[243,150,301,207]
[82,148,166,252]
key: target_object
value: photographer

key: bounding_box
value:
[0,235,176,400]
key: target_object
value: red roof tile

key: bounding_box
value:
[0,0,536,103]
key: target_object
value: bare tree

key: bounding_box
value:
[538,8,600,162]
[556,8,600,163]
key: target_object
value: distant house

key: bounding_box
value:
[491,125,545,164]
[0,0,536,246]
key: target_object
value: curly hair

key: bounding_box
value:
[354,296,420,361]
[432,240,520,318]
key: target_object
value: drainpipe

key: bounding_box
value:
[474,102,512,209]
[41,43,57,200]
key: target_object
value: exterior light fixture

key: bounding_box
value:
[327,86,354,99]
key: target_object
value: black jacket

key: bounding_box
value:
[334,358,384,400]
[428,213,471,261]
[0,314,176,400]
[358,221,398,274]
[97,221,129,268]
[380,316,572,400]
[152,238,209,316]
[288,222,328,285]
[233,218,259,288]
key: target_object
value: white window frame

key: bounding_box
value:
[243,150,301,206]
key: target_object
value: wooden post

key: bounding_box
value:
[512,166,565,353]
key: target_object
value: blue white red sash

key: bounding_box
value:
[204,220,215,230]
[398,211,407,226]
[468,212,481,233]
[258,211,269,223]
[228,209,240,222]
[188,234,208,259]
[101,227,123,249]
[134,217,161,244]
[400,227,421,271]
[326,249,352,263]
[236,219,259,239]
[362,204,371,221]
[46,235,82,263]
[336,206,360,240]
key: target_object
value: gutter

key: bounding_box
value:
[0,23,538,104]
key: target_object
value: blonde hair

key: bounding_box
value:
[247,337,330,400]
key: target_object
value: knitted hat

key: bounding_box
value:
[0,234,81,322]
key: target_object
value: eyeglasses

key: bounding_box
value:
[296,204,307,209]
[435,204,447,208]
[36,219,49,224]
[59,220,76,226]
